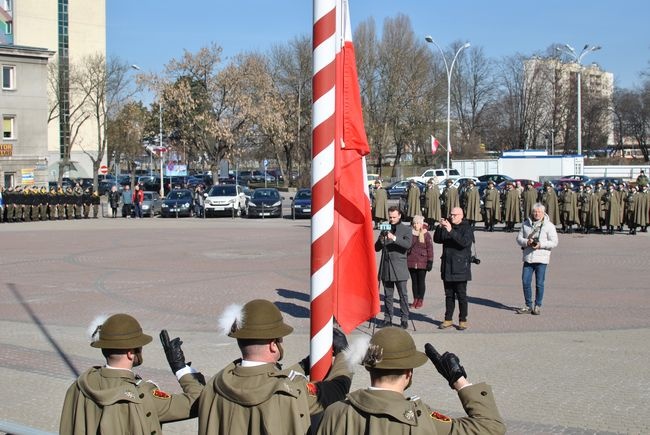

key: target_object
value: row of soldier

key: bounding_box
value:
[0,184,101,222]
[372,178,650,235]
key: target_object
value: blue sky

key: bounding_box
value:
[108,0,649,89]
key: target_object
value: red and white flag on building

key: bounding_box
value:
[431,135,441,155]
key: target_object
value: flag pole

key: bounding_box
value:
[310,0,336,381]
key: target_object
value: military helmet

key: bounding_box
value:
[90,313,153,349]
[227,299,293,339]
[362,327,428,370]
[487,180,495,186]
[445,179,453,185]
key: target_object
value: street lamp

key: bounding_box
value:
[425,36,470,176]
[556,44,601,155]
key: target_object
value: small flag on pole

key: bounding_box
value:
[431,135,441,155]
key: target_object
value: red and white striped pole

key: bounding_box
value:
[310,0,337,381]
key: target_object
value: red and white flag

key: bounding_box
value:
[332,0,379,333]
[431,135,441,154]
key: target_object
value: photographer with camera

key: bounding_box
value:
[516,203,558,315]
[375,206,413,329]
[433,207,475,330]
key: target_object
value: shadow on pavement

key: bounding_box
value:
[275,301,310,319]
[276,288,310,303]
[467,295,516,311]
[7,282,79,377]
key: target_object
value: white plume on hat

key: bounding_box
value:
[87,314,109,343]
[344,334,372,372]
[218,303,244,336]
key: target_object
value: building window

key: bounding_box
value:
[3,116,15,139]
[2,65,14,89]
[5,21,11,35]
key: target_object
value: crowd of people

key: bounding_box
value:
[0,184,100,222]
[371,172,650,236]
[59,302,506,434]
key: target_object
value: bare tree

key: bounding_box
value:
[268,35,312,185]
[107,101,149,180]
[450,44,494,156]
[48,61,91,183]
[75,54,137,190]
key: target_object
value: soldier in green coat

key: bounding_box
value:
[482,180,500,232]
[424,178,442,227]
[406,180,422,221]
[440,179,459,218]
[316,327,506,435]
[198,299,353,435]
[558,183,578,233]
[539,182,560,226]
[502,182,521,232]
[462,179,482,228]
[59,313,205,434]
[372,180,389,226]
[602,184,621,234]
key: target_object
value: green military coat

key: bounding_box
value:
[482,187,501,223]
[540,188,560,225]
[503,189,521,223]
[521,187,538,218]
[406,185,421,218]
[59,366,204,435]
[558,189,578,224]
[198,355,351,435]
[373,188,389,221]
[602,190,621,227]
[440,187,459,217]
[633,189,649,226]
[316,383,505,435]
[424,185,442,222]
[463,186,482,223]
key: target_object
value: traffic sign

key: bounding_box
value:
[263,159,268,168]
[99,165,108,175]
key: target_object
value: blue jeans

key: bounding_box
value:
[522,262,547,308]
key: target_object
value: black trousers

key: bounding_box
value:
[443,280,468,322]
[383,280,409,322]
[409,269,427,299]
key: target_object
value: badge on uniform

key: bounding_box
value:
[152,389,171,399]
[306,382,318,397]
[431,411,451,422]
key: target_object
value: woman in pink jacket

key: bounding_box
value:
[407,215,434,309]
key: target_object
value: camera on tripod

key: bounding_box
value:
[378,221,391,236]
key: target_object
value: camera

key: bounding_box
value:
[378,221,391,236]
[470,256,481,265]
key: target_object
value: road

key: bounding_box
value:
[0,215,648,434]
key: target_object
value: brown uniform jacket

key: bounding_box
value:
[316,383,505,435]
[198,355,351,435]
[59,366,204,435]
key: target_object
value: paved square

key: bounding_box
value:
[0,215,648,434]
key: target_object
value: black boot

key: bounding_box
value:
[378,317,392,328]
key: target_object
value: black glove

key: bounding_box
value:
[424,343,467,389]
[298,355,310,376]
[160,330,188,374]
[426,261,433,272]
[332,328,348,356]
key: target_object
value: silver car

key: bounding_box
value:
[141,191,162,217]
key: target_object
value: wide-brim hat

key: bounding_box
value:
[227,299,293,339]
[90,314,153,349]
[362,327,428,370]
[487,180,495,185]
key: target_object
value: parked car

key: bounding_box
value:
[203,184,247,217]
[160,189,194,217]
[246,188,284,218]
[477,174,513,184]
[408,168,461,184]
[290,188,312,219]
[497,179,542,191]
[386,180,426,199]
[367,173,380,188]
[141,191,162,217]
[587,177,625,188]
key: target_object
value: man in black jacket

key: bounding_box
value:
[433,207,474,330]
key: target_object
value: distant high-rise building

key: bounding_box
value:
[2,0,106,180]
[524,57,614,153]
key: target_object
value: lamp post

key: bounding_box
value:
[425,36,470,175]
[556,44,601,156]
